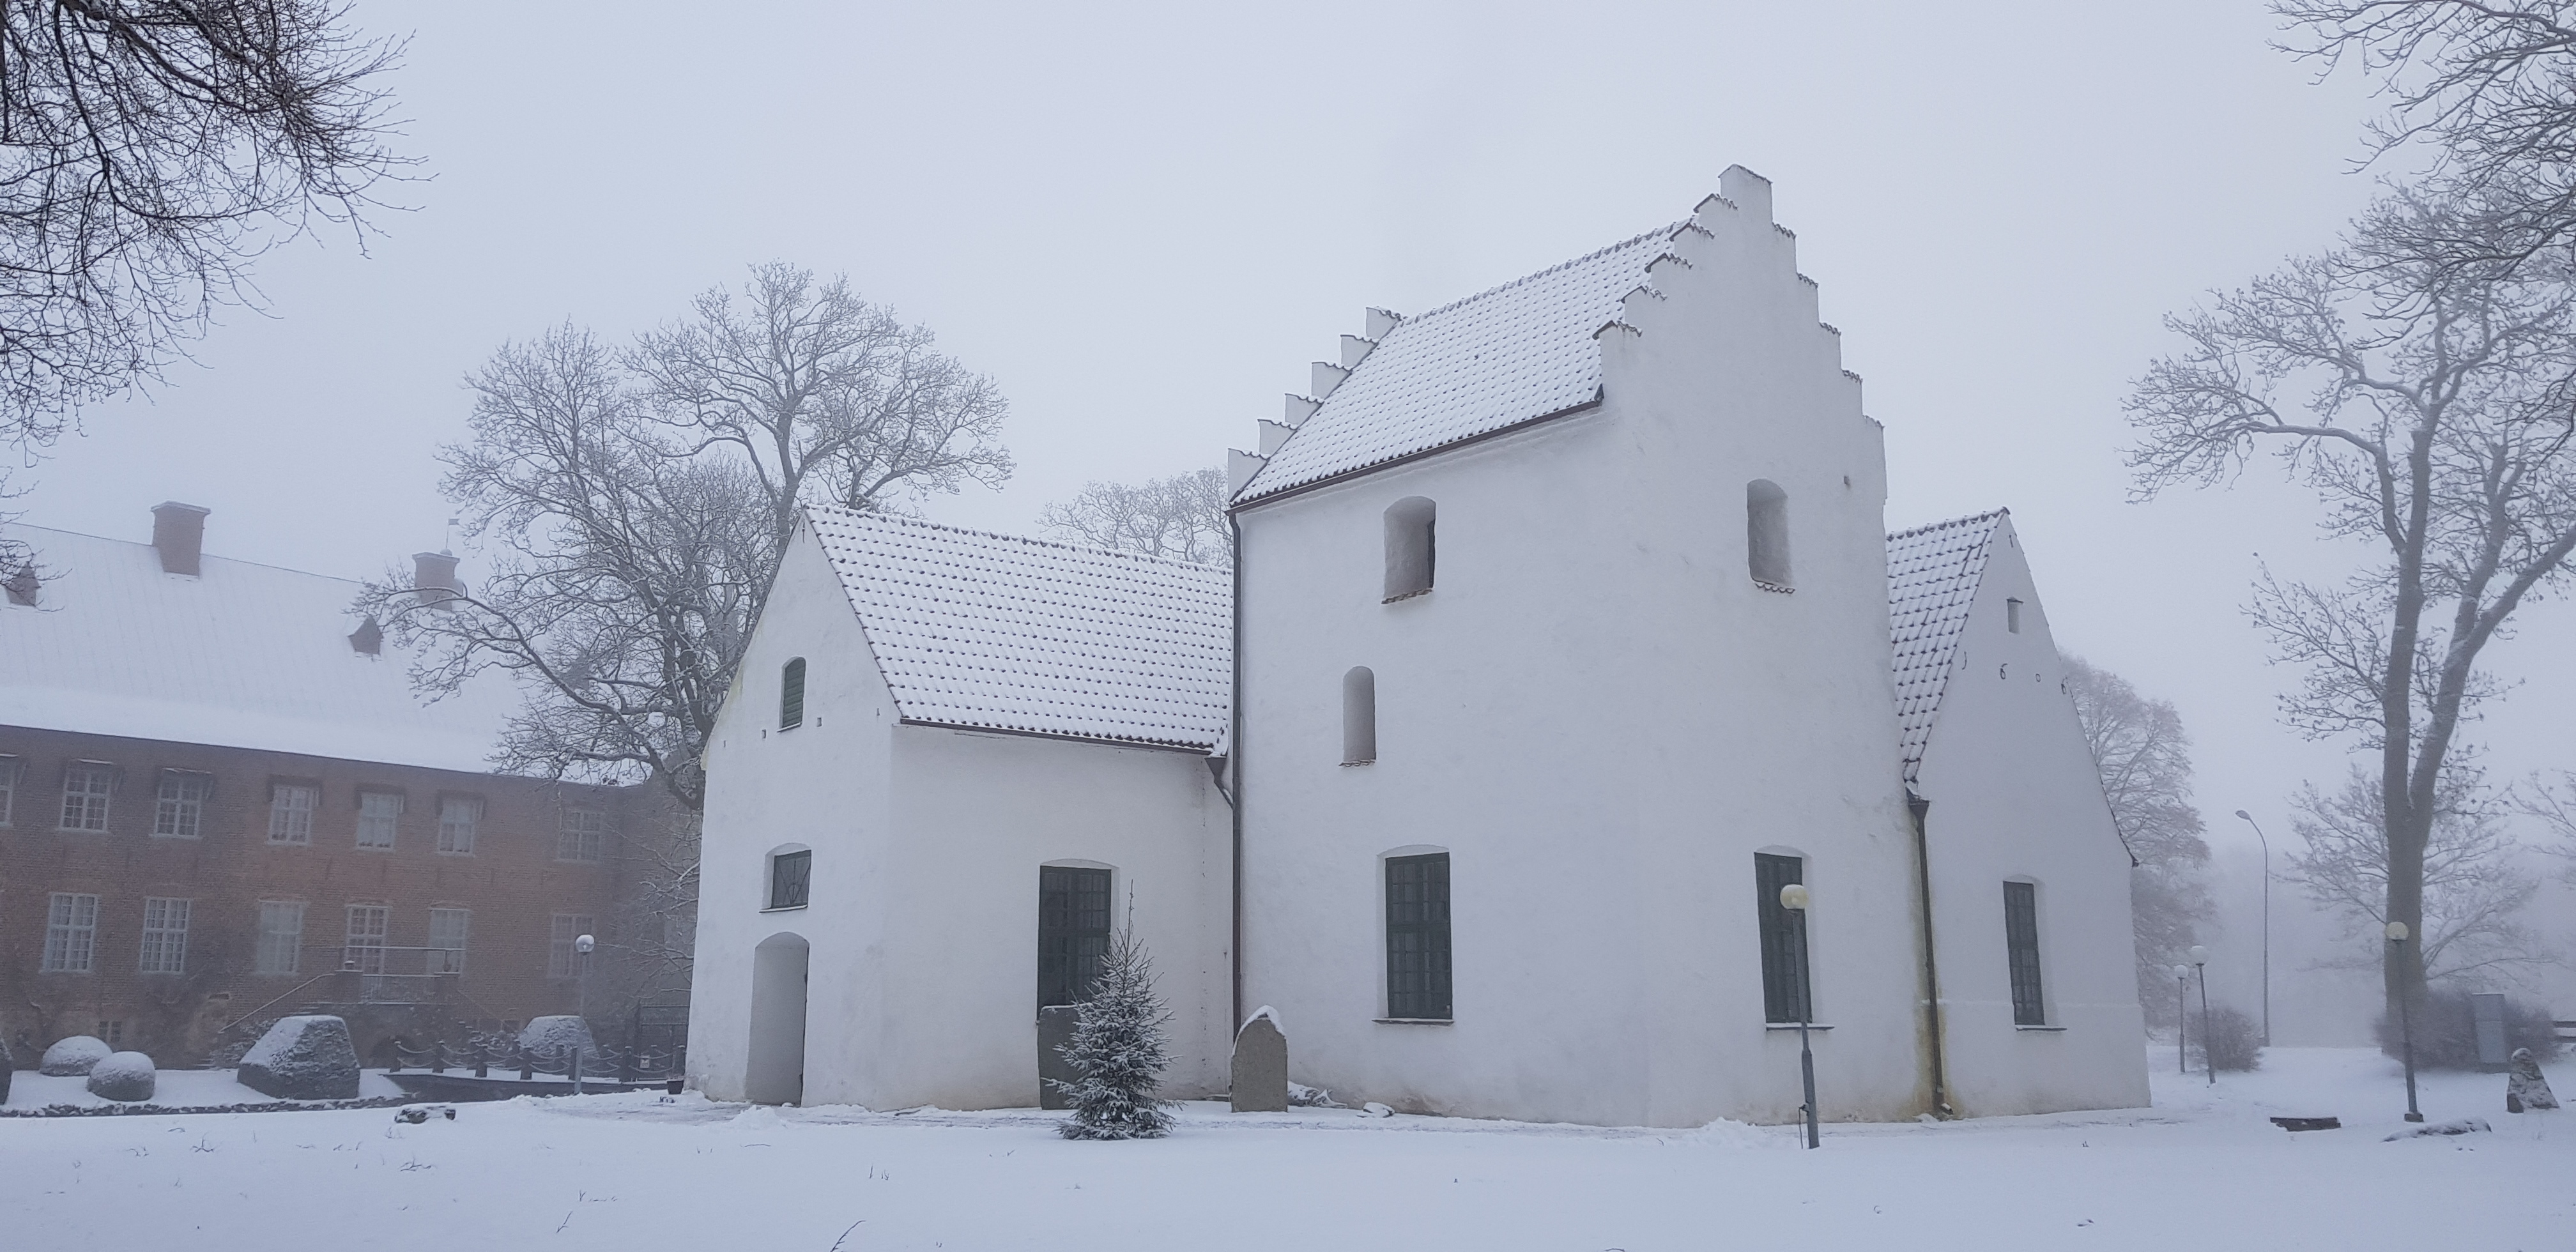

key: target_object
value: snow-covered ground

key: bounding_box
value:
[3,1067,410,1111]
[2,1047,2564,1249]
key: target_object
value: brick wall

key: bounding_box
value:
[0,724,645,1067]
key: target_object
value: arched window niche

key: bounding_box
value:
[1383,497,1436,602]
[1747,480,1791,591]
[780,657,808,730]
[1342,666,1377,765]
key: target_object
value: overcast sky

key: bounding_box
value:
[14,2,2572,1027]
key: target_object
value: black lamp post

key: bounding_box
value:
[1781,882,1820,1149]
[2232,810,2273,1047]
[2387,922,2423,1123]
[2172,963,2191,1078]
[2189,945,2214,1085]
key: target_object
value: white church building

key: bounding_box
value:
[687,167,2149,1126]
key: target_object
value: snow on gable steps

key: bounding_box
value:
[1887,510,2009,787]
[805,507,1231,751]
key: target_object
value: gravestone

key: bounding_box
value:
[1037,1005,1080,1110]
[2506,1048,2559,1113]
[86,1051,157,1102]
[238,1014,361,1100]
[40,1034,111,1076]
[2471,992,2509,1069]
[1230,1009,1288,1113]
[0,1037,15,1104]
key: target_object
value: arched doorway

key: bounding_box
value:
[746,932,810,1105]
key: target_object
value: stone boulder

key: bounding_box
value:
[40,1034,111,1076]
[1230,1008,1288,1113]
[86,1051,157,1102]
[2507,1048,2559,1113]
[517,1016,599,1069]
[238,1015,361,1101]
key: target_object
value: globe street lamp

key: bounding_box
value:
[2232,810,2272,1046]
[2387,922,2423,1123]
[2172,963,2191,1078]
[574,933,596,1096]
[1780,883,1820,1149]
[2188,944,2213,1085]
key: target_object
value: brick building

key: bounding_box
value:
[1,505,660,1067]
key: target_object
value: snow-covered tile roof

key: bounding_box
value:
[0,524,520,774]
[806,507,1232,751]
[1887,510,2007,786]
[1235,222,1690,503]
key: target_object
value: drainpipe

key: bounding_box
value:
[1908,791,1953,1117]
[1228,513,1246,1034]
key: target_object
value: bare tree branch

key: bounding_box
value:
[1038,466,1231,566]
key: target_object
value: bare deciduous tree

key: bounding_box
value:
[0,1,406,569]
[2125,187,2576,1020]
[1038,466,1230,565]
[2063,656,2216,1028]
[2291,765,2546,980]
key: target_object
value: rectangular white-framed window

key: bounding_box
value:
[59,762,112,831]
[548,912,594,979]
[139,897,192,973]
[153,771,211,839]
[268,782,318,845]
[42,892,99,972]
[345,903,391,974]
[355,790,402,850]
[558,807,608,863]
[428,907,470,973]
[0,754,20,826]
[436,796,481,855]
[256,900,306,975]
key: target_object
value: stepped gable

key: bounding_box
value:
[805,506,1232,751]
[1235,222,1690,503]
[1887,510,2009,786]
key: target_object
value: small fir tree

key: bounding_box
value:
[1052,923,1176,1140]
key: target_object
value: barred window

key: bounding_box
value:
[1384,853,1452,1020]
[268,783,317,844]
[43,892,99,972]
[429,908,471,974]
[256,901,305,975]
[355,790,401,850]
[1755,853,1811,1023]
[60,763,112,831]
[781,657,807,730]
[2004,881,2046,1027]
[768,849,811,910]
[436,796,481,855]
[345,904,391,974]
[1037,866,1110,1010]
[558,807,608,862]
[154,772,210,839]
[139,897,191,974]
[548,913,595,979]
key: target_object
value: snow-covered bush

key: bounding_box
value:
[2377,989,2563,1071]
[39,1035,111,1076]
[1052,926,1176,1140]
[518,1016,600,1068]
[2191,1005,2262,1073]
[86,1051,157,1101]
[238,1015,361,1100]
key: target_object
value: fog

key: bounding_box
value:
[13,1,2570,1039]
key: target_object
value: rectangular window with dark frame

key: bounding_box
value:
[1037,866,1111,1010]
[154,771,210,839]
[2004,880,2046,1027]
[1755,853,1811,1023]
[768,850,811,910]
[1384,853,1452,1020]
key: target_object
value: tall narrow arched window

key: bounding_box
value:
[1746,479,1791,590]
[1342,666,1377,765]
[1383,497,1436,602]
[780,657,807,730]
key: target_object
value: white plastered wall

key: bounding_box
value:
[1909,516,2152,1115]
[1236,171,1928,1128]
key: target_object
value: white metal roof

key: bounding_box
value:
[1234,222,1690,503]
[806,507,1232,751]
[1887,510,2008,786]
[0,524,520,774]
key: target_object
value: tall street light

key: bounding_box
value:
[2172,963,2191,1078]
[2233,810,2273,1047]
[1780,882,1820,1149]
[2387,922,2423,1123]
[574,933,596,1096]
[2188,945,2213,1085]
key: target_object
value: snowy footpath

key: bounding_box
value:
[1,1048,2564,1250]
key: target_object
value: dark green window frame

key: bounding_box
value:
[1038,866,1111,1010]
[779,657,807,730]
[768,850,811,910]
[1384,853,1452,1020]
[1755,853,1810,1023]
[2004,880,2045,1027]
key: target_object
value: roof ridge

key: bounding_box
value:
[803,505,1232,576]
[1887,508,2009,542]
[1399,220,1689,326]
[4,521,368,588]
